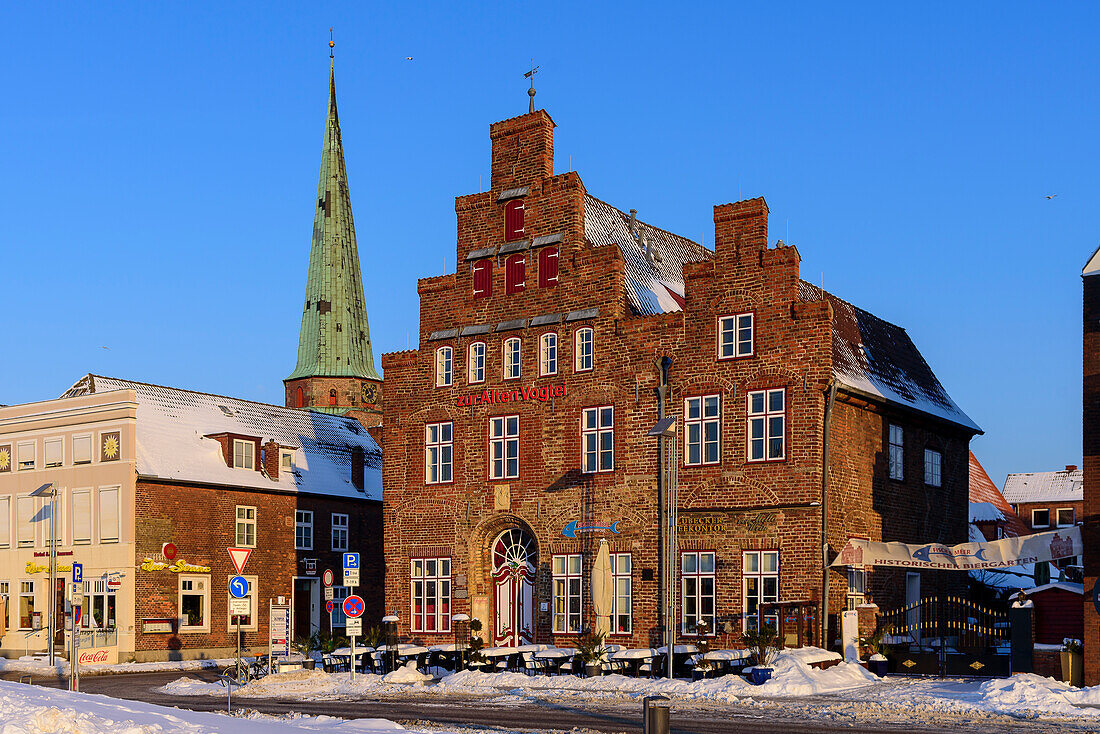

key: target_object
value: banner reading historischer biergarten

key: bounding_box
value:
[830,526,1082,571]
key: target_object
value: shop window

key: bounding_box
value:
[575,327,594,372]
[539,333,558,376]
[468,342,486,384]
[331,586,350,626]
[72,489,91,544]
[924,448,942,487]
[44,438,63,468]
[846,567,866,611]
[72,434,93,465]
[747,389,785,462]
[0,583,8,629]
[472,260,492,298]
[685,395,720,466]
[19,581,35,630]
[17,496,34,548]
[504,199,525,241]
[227,575,257,631]
[1057,508,1075,527]
[295,510,313,550]
[888,424,904,480]
[178,576,209,632]
[681,551,716,633]
[503,338,521,380]
[435,346,453,387]
[331,513,349,551]
[505,254,526,294]
[98,487,119,543]
[581,406,614,473]
[17,441,35,470]
[235,505,257,547]
[539,247,559,287]
[232,440,254,470]
[425,422,453,484]
[489,415,519,479]
[83,578,117,629]
[411,558,452,633]
[552,554,582,633]
[743,550,779,632]
[611,553,632,635]
[718,313,754,359]
[0,497,8,548]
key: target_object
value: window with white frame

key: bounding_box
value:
[924,448,942,487]
[503,338,521,380]
[888,424,904,480]
[72,434,93,465]
[331,513,349,551]
[411,558,452,632]
[232,439,254,470]
[227,575,257,630]
[44,437,63,468]
[540,333,558,376]
[846,567,866,611]
[489,415,519,479]
[1057,508,1075,527]
[235,505,256,547]
[72,489,91,544]
[468,342,486,384]
[17,496,34,548]
[611,552,632,634]
[425,422,453,484]
[178,575,209,632]
[435,346,453,387]
[552,554,582,633]
[0,582,8,630]
[718,313,754,359]
[83,578,117,629]
[575,327,594,372]
[685,395,720,465]
[1031,508,1050,528]
[280,449,295,472]
[295,510,313,550]
[19,581,35,629]
[747,389,785,462]
[743,550,779,632]
[17,441,34,470]
[98,487,119,543]
[331,586,350,626]
[0,496,9,548]
[681,551,716,633]
[581,406,614,473]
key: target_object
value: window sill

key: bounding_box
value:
[179,628,210,634]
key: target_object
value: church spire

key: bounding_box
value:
[285,47,382,415]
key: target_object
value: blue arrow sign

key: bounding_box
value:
[229,575,249,599]
[72,563,83,583]
[343,552,359,570]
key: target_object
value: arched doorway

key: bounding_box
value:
[490,528,536,645]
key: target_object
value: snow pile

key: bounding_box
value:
[383,662,433,685]
[980,674,1100,718]
[751,657,876,697]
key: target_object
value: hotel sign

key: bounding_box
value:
[457,383,566,407]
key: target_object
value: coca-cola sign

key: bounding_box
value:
[78,649,110,664]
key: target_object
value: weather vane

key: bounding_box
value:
[329,28,335,59]
[525,59,539,113]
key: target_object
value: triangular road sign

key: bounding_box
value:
[228,547,252,575]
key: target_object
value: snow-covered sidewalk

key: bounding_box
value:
[0,654,237,678]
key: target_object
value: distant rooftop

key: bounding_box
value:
[1002,466,1082,504]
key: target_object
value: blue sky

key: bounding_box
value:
[1,2,1096,488]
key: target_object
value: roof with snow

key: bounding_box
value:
[969,451,1028,536]
[1027,581,1084,596]
[61,375,381,501]
[969,502,1005,523]
[1001,468,1083,504]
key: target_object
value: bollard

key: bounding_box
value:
[643,695,670,734]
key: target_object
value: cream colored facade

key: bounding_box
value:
[0,391,137,660]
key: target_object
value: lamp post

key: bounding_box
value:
[648,416,678,680]
[30,483,57,666]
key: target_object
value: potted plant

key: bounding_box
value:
[361,625,382,650]
[741,624,779,684]
[1061,638,1084,687]
[291,635,317,669]
[466,618,487,671]
[692,621,713,681]
[859,624,893,677]
[574,629,607,677]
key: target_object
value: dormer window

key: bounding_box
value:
[504,199,525,241]
[233,440,255,470]
[505,254,526,294]
[279,449,295,472]
[473,259,492,298]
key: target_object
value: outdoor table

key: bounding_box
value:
[396,645,430,670]
[654,644,699,678]
[694,649,750,678]
[427,643,465,672]
[533,647,576,675]
[609,647,656,677]
[480,645,521,671]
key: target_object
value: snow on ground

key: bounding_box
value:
[0,655,236,677]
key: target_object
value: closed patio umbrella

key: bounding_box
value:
[592,539,613,636]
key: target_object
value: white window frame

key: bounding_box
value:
[98,486,120,543]
[226,574,258,631]
[435,346,453,387]
[742,550,779,632]
[178,575,210,633]
[425,422,453,484]
[846,567,866,611]
[581,406,614,473]
[0,496,9,549]
[295,510,313,550]
[888,424,904,480]
[718,313,754,359]
[1056,507,1075,527]
[72,489,91,545]
[681,551,717,634]
[575,327,594,372]
[747,389,785,462]
[19,580,35,630]
[503,337,521,380]
[539,332,558,376]
[82,577,118,629]
[468,341,486,384]
[17,495,34,548]
[1031,508,1050,529]
[232,439,254,470]
[16,441,35,471]
[279,448,295,472]
[611,552,632,635]
[331,513,349,551]
[410,558,452,633]
[684,395,721,466]
[0,582,9,631]
[489,415,520,479]
[924,448,942,487]
[44,437,63,468]
[72,434,93,465]
[552,554,582,633]
[235,505,257,547]
[331,586,350,626]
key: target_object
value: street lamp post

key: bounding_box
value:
[30,483,57,666]
[648,416,678,681]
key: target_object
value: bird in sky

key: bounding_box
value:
[1045,194,1057,199]
[100,346,110,350]
[405,56,413,61]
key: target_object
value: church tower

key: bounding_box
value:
[285,52,382,425]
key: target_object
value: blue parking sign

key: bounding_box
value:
[72,563,83,584]
[343,552,359,570]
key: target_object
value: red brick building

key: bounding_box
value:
[381,108,980,651]
[1080,246,1100,685]
[1002,466,1083,537]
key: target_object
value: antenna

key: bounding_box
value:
[786,218,789,245]
[524,59,540,113]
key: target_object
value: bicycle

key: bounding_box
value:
[220,658,252,687]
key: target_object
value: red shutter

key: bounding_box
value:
[506,254,526,294]
[473,260,492,298]
[538,247,559,288]
[504,200,525,241]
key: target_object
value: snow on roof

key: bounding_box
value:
[61,375,380,501]
[583,194,710,316]
[1026,581,1084,596]
[969,452,1028,536]
[1001,468,1083,503]
[969,502,1005,523]
[799,282,981,433]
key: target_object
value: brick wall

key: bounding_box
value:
[284,376,382,426]
[1082,268,1100,685]
[1012,500,1084,533]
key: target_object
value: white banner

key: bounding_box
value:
[831,526,1082,570]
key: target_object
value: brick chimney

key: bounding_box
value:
[263,440,281,479]
[490,110,555,191]
[1066,464,1078,473]
[714,197,769,261]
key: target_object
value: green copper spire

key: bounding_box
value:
[287,61,381,382]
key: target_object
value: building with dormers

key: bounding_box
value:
[381,107,981,651]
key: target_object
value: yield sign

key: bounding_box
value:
[227,547,252,575]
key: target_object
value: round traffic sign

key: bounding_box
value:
[342,595,365,618]
[229,575,249,599]
[326,600,334,614]
[322,569,334,588]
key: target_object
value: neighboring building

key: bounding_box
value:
[1080,246,1100,685]
[1002,467,1083,536]
[1027,581,1084,646]
[380,106,980,652]
[969,451,1028,540]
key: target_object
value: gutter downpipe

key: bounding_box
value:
[821,380,837,650]
[656,357,672,650]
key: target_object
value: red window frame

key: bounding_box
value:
[472,259,492,299]
[538,247,559,288]
[506,254,526,294]
[504,199,525,241]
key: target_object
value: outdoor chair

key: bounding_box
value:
[520,651,544,676]
[637,654,655,677]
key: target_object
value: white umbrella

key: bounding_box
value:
[591,539,613,636]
